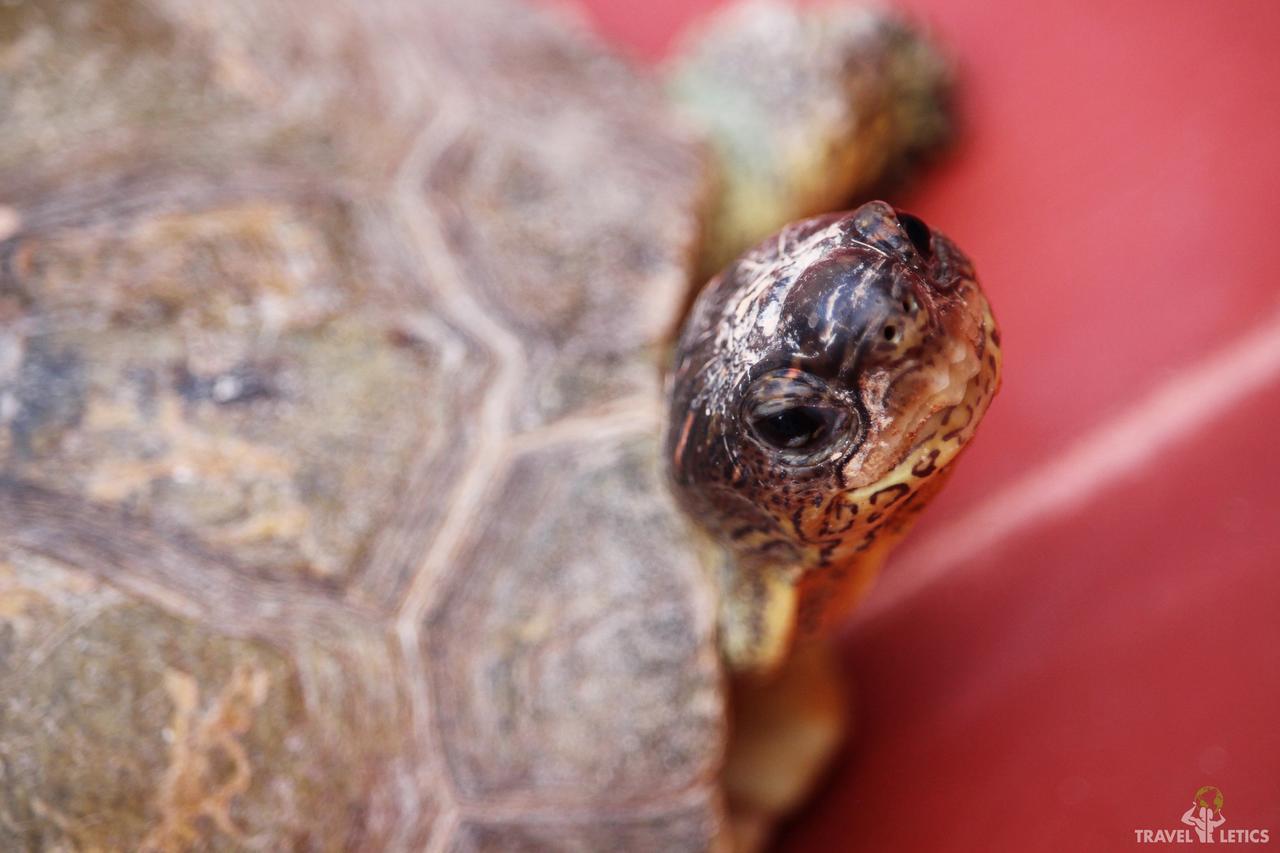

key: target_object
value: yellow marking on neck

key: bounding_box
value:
[721,563,798,678]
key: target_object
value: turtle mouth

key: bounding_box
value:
[900,288,1001,467]
[839,279,999,488]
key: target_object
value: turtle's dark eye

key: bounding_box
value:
[896,210,933,259]
[742,369,859,459]
[752,405,842,450]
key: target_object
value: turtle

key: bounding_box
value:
[0,0,1001,850]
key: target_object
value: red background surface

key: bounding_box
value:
[561,0,1280,850]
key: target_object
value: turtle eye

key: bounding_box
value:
[743,369,859,458]
[895,210,933,259]
[751,405,843,451]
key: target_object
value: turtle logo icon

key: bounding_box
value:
[1181,786,1226,842]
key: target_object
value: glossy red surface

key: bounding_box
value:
[566,0,1280,848]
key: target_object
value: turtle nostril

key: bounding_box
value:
[895,210,933,260]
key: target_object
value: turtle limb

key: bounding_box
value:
[723,641,848,853]
[666,0,952,275]
[717,557,798,676]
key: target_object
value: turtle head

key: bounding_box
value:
[667,200,1001,674]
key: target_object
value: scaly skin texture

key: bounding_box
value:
[668,1,951,277]
[668,201,1002,675]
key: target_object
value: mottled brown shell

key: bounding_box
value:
[0,0,723,847]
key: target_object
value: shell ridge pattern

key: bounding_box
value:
[380,99,527,831]
[435,783,722,826]
[2,0,725,846]
[375,78,682,830]
[389,101,525,623]
[0,481,382,639]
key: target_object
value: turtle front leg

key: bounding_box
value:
[723,641,849,853]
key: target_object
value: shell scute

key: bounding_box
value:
[1,0,721,845]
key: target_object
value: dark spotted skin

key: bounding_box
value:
[666,201,1001,670]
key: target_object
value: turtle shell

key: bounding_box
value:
[0,0,723,847]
